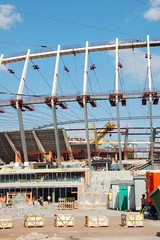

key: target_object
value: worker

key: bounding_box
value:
[25,196,29,203]
[32,196,35,206]
[41,197,44,206]
[47,195,51,204]
[39,196,44,206]
[141,194,146,211]
[38,196,42,205]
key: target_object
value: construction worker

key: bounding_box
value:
[41,197,44,206]
[141,194,146,212]
[32,196,36,206]
[25,196,29,203]
[47,195,51,204]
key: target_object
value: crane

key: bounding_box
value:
[90,121,116,145]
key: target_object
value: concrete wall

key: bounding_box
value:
[78,171,133,209]
[88,171,133,192]
[78,192,108,209]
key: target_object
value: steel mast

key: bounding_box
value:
[115,38,123,171]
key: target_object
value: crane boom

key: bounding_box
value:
[90,121,116,144]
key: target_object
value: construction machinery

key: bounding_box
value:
[90,121,116,145]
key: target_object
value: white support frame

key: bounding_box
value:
[83,41,91,169]
[52,45,60,97]
[0,35,158,169]
[51,45,61,165]
[115,38,119,93]
[147,35,154,170]
[16,49,30,163]
[0,54,4,65]
[115,38,122,170]
[17,49,30,100]
[147,35,152,91]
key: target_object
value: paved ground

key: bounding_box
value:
[0,203,160,239]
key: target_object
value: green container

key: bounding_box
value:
[119,185,128,211]
[149,186,160,216]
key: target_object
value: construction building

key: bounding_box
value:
[0,124,159,205]
[0,36,160,208]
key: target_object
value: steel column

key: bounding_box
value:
[84,100,91,168]
[51,45,61,165]
[147,35,154,170]
[16,49,30,163]
[17,49,30,100]
[124,128,129,160]
[32,130,46,162]
[83,41,91,169]
[115,38,123,170]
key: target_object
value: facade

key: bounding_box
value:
[0,165,89,203]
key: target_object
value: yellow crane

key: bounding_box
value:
[90,121,116,145]
[102,138,118,144]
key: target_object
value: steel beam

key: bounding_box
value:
[4,132,19,154]
[32,130,46,162]
[2,39,160,64]
[62,129,74,161]
[1,91,160,107]
[32,115,160,129]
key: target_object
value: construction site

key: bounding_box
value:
[1,36,160,239]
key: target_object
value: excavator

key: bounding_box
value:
[90,121,116,145]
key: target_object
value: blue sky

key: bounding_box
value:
[0,0,160,143]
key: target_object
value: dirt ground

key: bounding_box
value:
[0,214,160,240]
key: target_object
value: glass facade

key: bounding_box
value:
[0,186,78,203]
[0,172,85,183]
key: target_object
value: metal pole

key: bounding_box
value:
[17,49,30,100]
[52,45,60,97]
[83,41,91,169]
[16,49,30,163]
[147,35,154,170]
[16,106,28,162]
[124,128,129,160]
[84,100,91,169]
[51,100,61,165]
[0,54,4,64]
[51,45,61,166]
[83,41,88,95]
[115,38,123,171]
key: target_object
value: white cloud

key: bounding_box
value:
[0,64,7,72]
[151,0,160,7]
[144,7,160,20]
[144,0,160,21]
[0,4,21,30]
[150,54,160,82]
[108,49,146,84]
[108,48,160,85]
[119,49,146,84]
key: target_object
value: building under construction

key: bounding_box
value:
[0,36,160,207]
